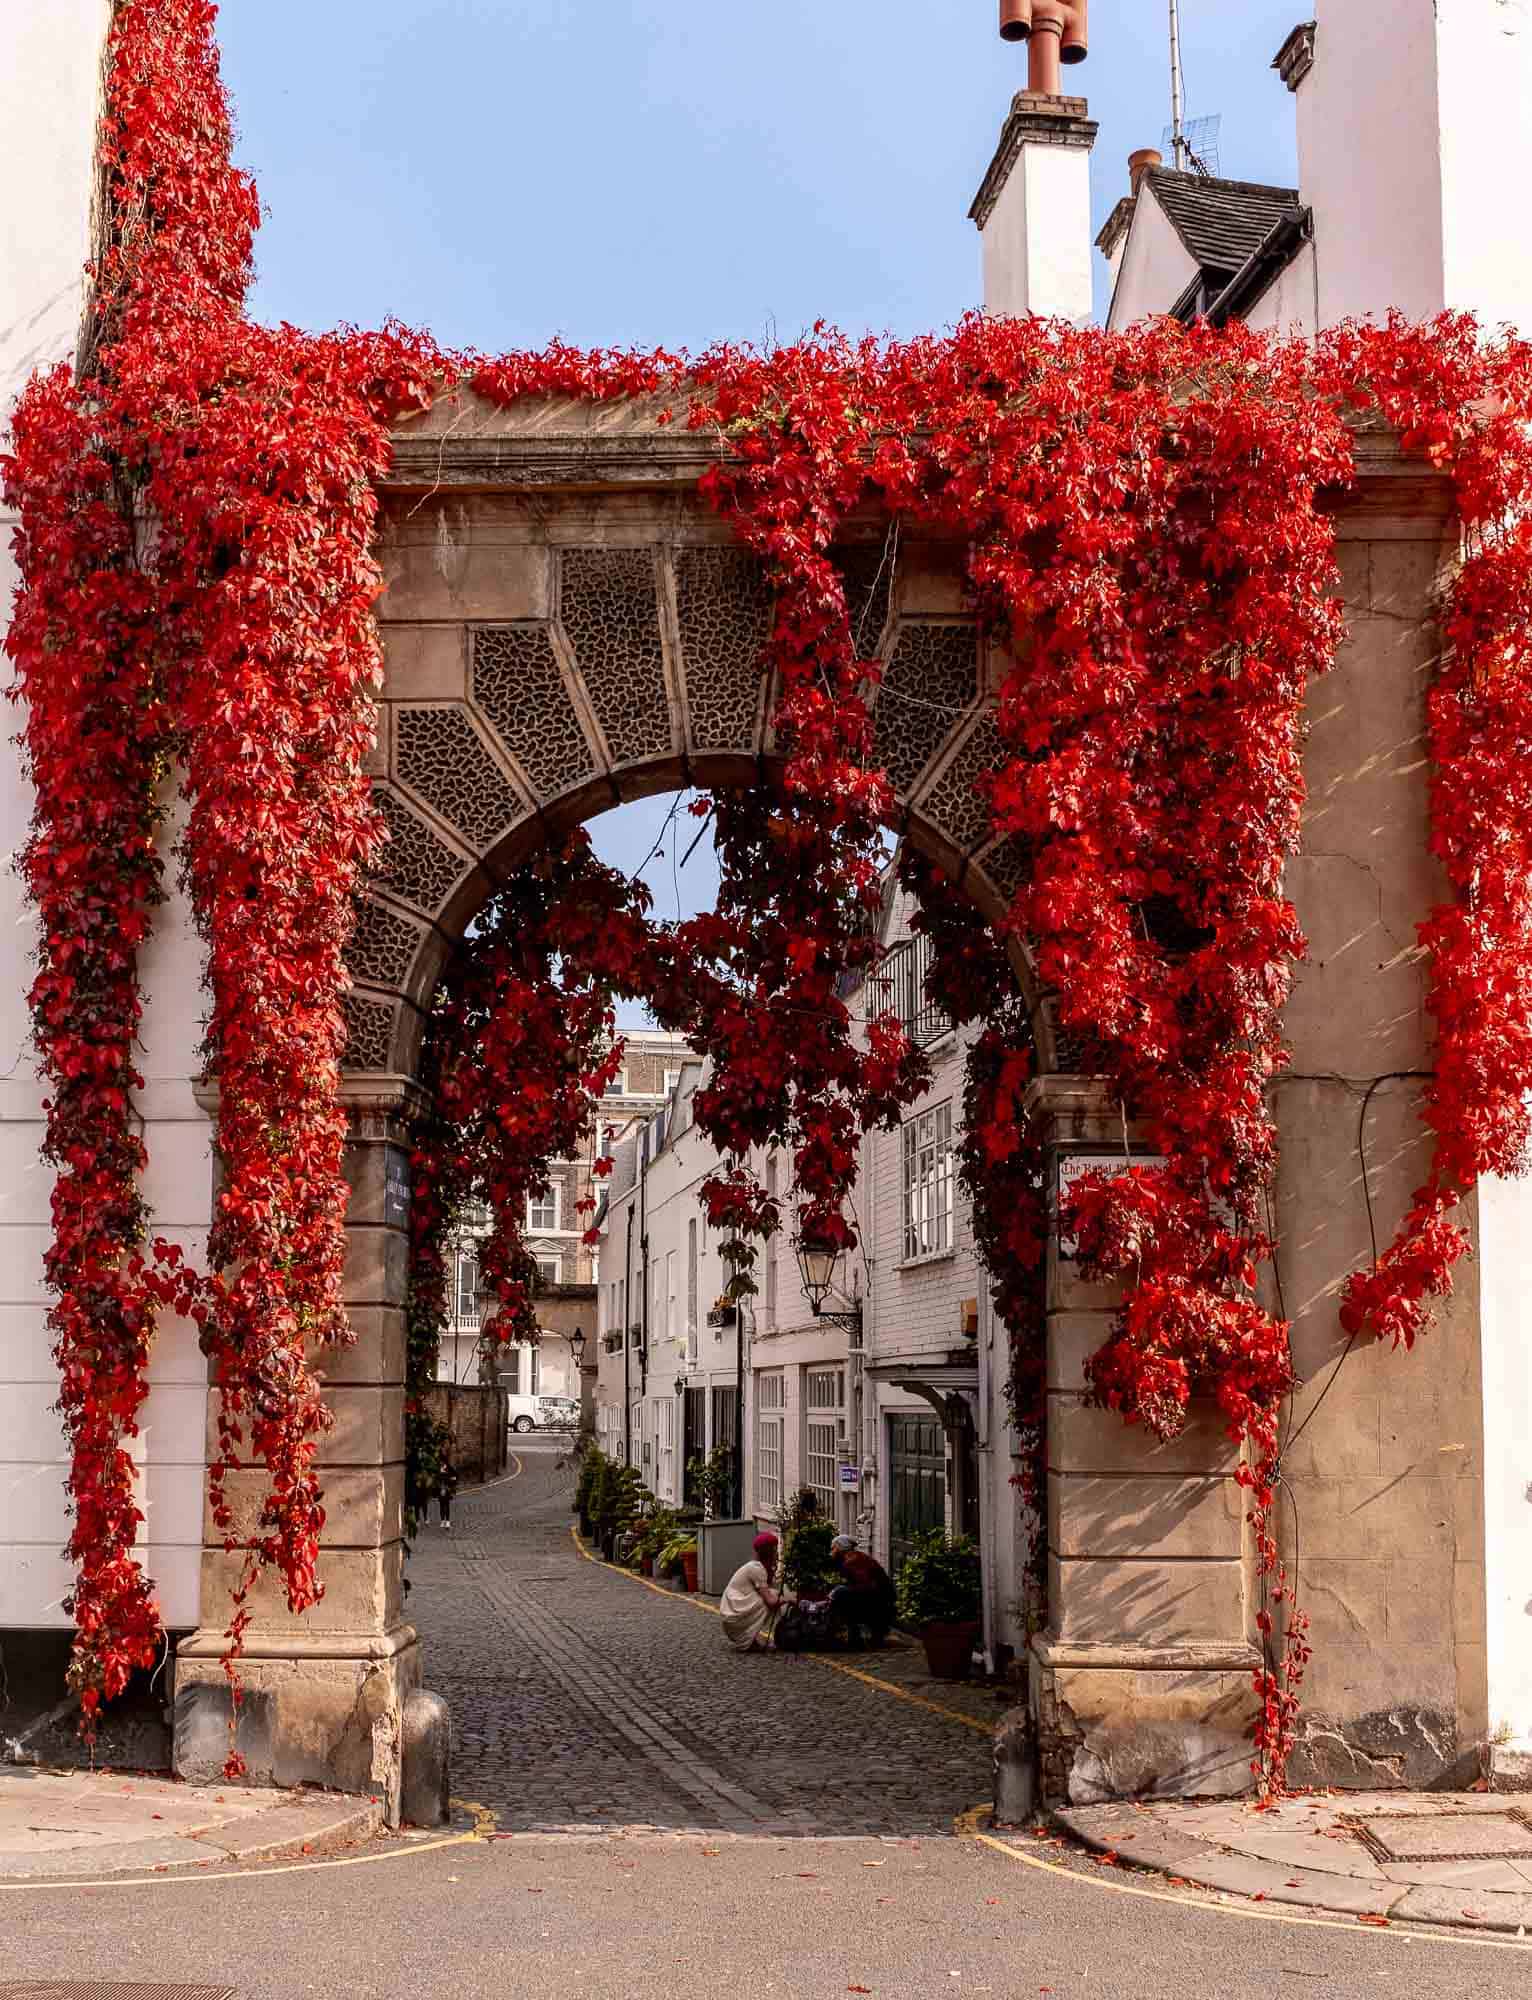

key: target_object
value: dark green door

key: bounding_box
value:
[888,1412,947,1580]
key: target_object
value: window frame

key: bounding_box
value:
[901,1100,955,1264]
[526,1185,560,1233]
[755,1370,786,1513]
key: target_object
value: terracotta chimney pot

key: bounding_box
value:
[1128,147,1163,193]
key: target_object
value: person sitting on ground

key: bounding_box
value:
[720,1532,786,1653]
[828,1534,895,1649]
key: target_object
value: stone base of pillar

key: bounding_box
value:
[172,1623,421,1828]
[1031,1637,1261,1807]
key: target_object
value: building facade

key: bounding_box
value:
[442,1031,694,1406]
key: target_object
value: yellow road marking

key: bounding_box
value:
[571,1527,992,1735]
[0,1797,500,1896]
[956,1804,1532,1954]
[474,1453,523,1493]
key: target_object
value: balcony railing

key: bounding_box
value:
[869,933,953,1049]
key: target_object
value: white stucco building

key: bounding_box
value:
[1,2,212,1639]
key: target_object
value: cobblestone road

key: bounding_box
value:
[407,1441,999,1837]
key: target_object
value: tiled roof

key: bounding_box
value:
[1145,168,1303,279]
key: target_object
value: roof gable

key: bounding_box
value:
[1144,168,1302,280]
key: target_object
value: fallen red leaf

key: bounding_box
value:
[1357,1913,1391,1928]
[848,1987,873,1994]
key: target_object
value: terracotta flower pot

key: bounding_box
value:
[680,1549,699,1592]
[920,1617,981,1681]
[640,1555,654,1577]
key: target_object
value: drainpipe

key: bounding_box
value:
[976,1285,999,1679]
[734,1286,748,1521]
[623,1197,634,1466]
[639,1131,650,1400]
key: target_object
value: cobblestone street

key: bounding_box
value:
[407,1441,999,1837]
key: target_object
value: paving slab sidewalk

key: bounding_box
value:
[0,1767,379,1880]
[1055,1789,1532,1934]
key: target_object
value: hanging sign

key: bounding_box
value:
[838,1461,862,1492]
[1056,1152,1167,1259]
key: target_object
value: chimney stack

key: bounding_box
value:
[971,5,1097,322]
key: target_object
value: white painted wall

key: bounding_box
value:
[982,140,1095,324]
[1296,0,1532,330]
[1473,1173,1532,1749]
[1103,185,1199,332]
[1435,0,1532,330]
[1,2,209,1632]
[1243,239,1318,339]
[1297,3,1444,328]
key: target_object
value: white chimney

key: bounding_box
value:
[1288,1,1532,331]
[970,89,1098,323]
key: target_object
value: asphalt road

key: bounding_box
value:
[6,1441,1532,1998]
[9,1818,1532,1999]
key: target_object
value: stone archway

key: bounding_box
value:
[171,391,1058,1815]
[172,403,1491,1817]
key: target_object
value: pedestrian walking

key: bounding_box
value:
[437,1447,458,1531]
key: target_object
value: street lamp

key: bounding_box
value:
[795,1233,863,1335]
[569,1325,586,1368]
[674,1372,686,1398]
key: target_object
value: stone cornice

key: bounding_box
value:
[382,401,1449,525]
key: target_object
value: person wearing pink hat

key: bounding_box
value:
[719,1531,786,1652]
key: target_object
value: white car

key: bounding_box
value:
[504,1392,580,1434]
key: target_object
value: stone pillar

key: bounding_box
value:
[1028,1079,1260,1807]
[173,1082,420,1824]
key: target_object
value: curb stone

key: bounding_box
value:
[1052,1805,1532,1935]
[0,1791,380,1883]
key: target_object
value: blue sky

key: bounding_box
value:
[215,1,1303,1017]
[219,1,1303,347]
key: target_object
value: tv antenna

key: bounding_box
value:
[1162,113,1222,177]
[1165,0,1220,174]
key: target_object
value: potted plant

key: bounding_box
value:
[686,1442,734,1521]
[574,1441,604,1537]
[633,1506,678,1577]
[895,1530,982,1681]
[778,1488,835,1598]
[658,1532,699,1592]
